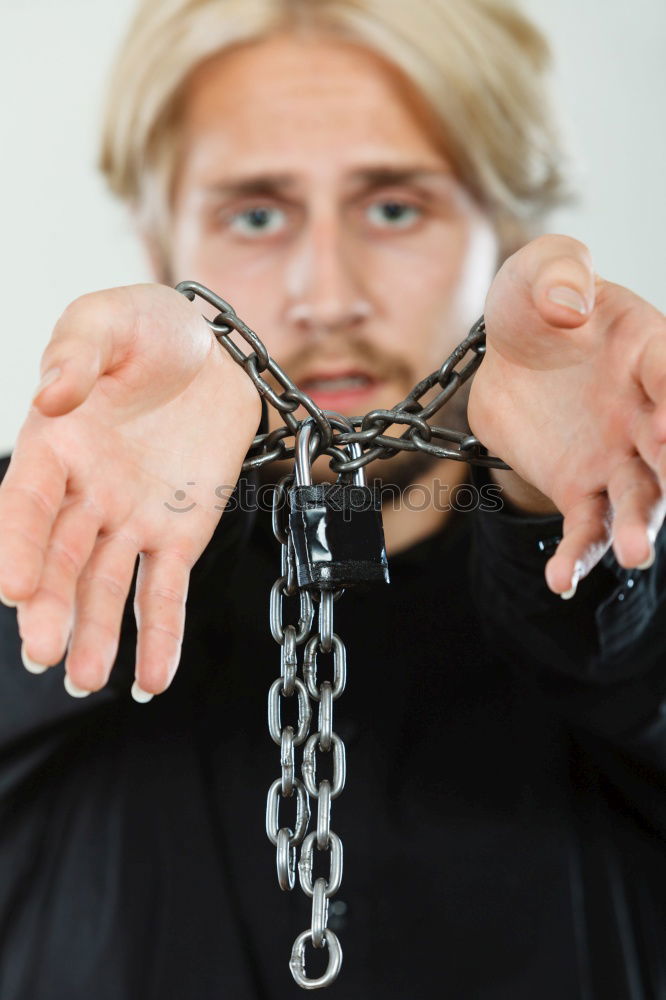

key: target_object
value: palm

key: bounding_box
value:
[0,285,260,696]
[21,362,234,545]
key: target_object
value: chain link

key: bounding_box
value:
[175,281,506,990]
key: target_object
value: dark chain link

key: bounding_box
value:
[176,280,509,474]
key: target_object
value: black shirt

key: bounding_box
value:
[1,460,665,1000]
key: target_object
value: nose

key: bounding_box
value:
[284,216,373,336]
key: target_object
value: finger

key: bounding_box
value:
[631,405,666,489]
[132,550,192,700]
[606,456,664,569]
[637,329,666,406]
[64,531,139,695]
[17,497,101,671]
[654,401,666,449]
[545,493,612,596]
[633,337,666,489]
[485,235,597,368]
[33,286,215,419]
[0,438,66,604]
[530,239,596,329]
[31,291,127,417]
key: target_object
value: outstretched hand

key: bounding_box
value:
[468,234,666,596]
[0,285,260,698]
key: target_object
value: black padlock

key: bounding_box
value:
[288,419,390,592]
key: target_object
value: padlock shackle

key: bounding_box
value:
[295,414,367,489]
[294,420,319,488]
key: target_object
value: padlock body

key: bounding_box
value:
[289,484,390,590]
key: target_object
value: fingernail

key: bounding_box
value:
[131,680,154,704]
[637,541,655,571]
[21,643,48,674]
[33,366,62,399]
[0,588,17,608]
[547,286,588,315]
[64,673,91,698]
[560,563,583,600]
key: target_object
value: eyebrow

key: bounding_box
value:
[350,166,454,189]
[202,166,455,200]
[203,175,295,199]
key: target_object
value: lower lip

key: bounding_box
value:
[301,380,384,415]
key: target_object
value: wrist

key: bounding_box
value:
[489,468,560,516]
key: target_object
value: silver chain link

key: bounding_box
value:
[266,466,349,989]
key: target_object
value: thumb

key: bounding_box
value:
[31,289,134,417]
[484,234,598,369]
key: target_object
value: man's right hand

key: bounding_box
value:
[0,284,261,698]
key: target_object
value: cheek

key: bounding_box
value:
[362,218,496,367]
[219,258,292,358]
[452,220,499,328]
[170,221,288,345]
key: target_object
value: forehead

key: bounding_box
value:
[179,34,451,182]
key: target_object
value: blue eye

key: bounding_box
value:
[366,201,421,229]
[229,206,287,236]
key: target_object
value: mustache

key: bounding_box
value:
[278,338,413,389]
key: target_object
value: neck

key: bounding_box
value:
[381,459,470,556]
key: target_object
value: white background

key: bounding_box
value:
[0,0,663,453]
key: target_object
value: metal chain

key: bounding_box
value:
[266,471,347,989]
[175,280,509,475]
[175,280,507,990]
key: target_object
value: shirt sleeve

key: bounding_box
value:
[468,465,666,785]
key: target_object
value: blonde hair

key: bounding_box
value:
[100,0,573,268]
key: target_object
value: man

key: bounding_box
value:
[0,1,665,997]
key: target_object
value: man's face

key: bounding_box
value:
[169,34,499,482]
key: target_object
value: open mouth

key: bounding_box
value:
[301,373,373,393]
[298,371,383,413]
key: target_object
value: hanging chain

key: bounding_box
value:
[266,475,347,988]
[175,280,507,989]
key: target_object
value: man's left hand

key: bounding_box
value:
[468,234,666,597]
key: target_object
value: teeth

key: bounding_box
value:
[306,376,370,392]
